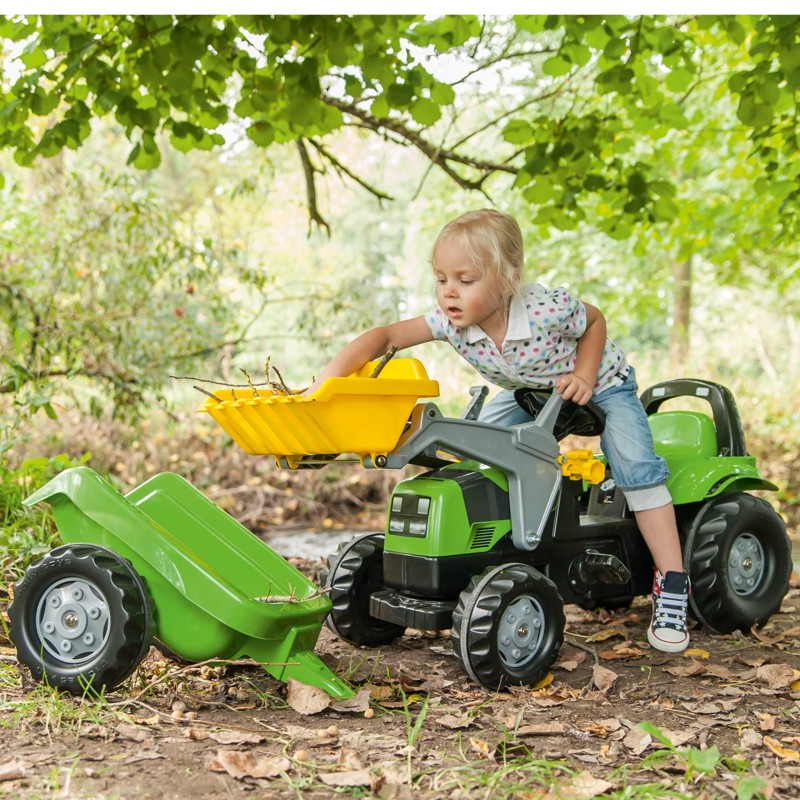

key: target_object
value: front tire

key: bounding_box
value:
[684,493,791,634]
[321,533,406,647]
[9,544,153,694]
[451,563,565,690]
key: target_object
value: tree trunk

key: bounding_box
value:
[669,255,692,373]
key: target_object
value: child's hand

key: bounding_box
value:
[555,374,593,406]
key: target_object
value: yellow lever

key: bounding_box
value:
[558,449,605,485]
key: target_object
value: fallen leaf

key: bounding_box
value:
[337,747,364,770]
[517,722,566,737]
[374,760,409,785]
[598,644,646,660]
[115,711,161,727]
[557,650,588,672]
[756,663,798,689]
[592,665,618,693]
[0,760,26,782]
[623,727,651,755]
[319,769,373,787]
[286,678,331,715]
[553,770,615,799]
[469,737,495,760]
[114,723,152,742]
[586,627,626,643]
[782,625,800,636]
[532,672,554,689]
[683,647,710,659]
[763,736,800,761]
[665,662,706,677]
[209,750,291,779]
[531,684,582,706]
[658,728,694,748]
[681,701,726,715]
[207,730,267,745]
[740,728,763,750]
[577,718,622,737]
[330,687,372,714]
[704,663,735,680]
[759,713,777,732]
[436,712,473,729]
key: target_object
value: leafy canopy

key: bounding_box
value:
[1,14,798,236]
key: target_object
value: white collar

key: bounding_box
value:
[464,292,529,345]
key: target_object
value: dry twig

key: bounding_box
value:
[369,346,398,378]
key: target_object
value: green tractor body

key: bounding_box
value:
[324,377,790,690]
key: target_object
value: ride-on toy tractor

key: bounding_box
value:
[312,362,790,689]
[9,358,791,695]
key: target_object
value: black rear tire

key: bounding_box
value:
[684,493,791,634]
[9,544,153,694]
[321,533,406,647]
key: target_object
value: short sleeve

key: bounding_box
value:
[549,287,587,339]
[425,307,451,342]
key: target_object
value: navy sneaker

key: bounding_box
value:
[648,570,690,653]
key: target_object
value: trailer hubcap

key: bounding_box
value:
[728,534,765,596]
[498,595,545,668]
[36,578,111,665]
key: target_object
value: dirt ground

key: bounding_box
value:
[2,547,800,800]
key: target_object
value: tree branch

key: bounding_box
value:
[295,137,330,237]
[322,96,517,192]
[306,138,394,202]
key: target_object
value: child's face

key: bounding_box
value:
[433,238,506,332]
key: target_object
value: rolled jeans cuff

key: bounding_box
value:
[624,485,672,512]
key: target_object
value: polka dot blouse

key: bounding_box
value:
[424,283,629,393]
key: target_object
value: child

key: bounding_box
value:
[307,208,690,653]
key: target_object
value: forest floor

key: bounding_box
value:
[2,544,800,800]
[2,417,799,799]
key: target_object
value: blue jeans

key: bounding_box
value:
[478,368,671,511]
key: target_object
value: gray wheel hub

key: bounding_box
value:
[728,533,765,596]
[36,577,111,665]
[497,594,545,668]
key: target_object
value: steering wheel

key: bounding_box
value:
[514,388,605,440]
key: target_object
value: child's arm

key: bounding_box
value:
[304,316,435,395]
[555,302,606,406]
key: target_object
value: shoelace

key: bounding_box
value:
[653,589,688,628]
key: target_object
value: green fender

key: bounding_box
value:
[665,456,778,505]
[24,466,353,698]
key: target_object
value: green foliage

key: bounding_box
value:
[638,721,768,798]
[0,452,88,583]
[1,15,798,239]
[0,154,241,419]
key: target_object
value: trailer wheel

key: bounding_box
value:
[451,563,565,690]
[684,493,791,634]
[9,544,153,694]
[321,533,405,647]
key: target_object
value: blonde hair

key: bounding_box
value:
[432,209,524,302]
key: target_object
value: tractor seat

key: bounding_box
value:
[648,411,718,460]
[514,388,605,441]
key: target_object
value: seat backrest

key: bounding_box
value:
[648,411,718,461]
[640,378,747,457]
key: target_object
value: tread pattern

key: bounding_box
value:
[451,563,565,690]
[9,544,152,694]
[321,533,405,647]
[686,493,790,634]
